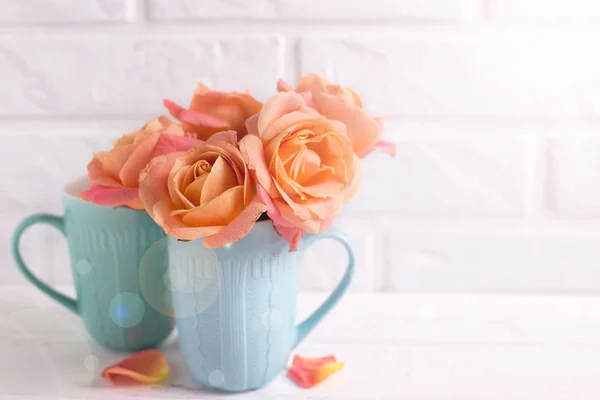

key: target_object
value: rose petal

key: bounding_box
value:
[277,79,294,92]
[312,361,344,386]
[240,135,276,196]
[262,110,319,144]
[164,99,231,130]
[194,82,211,96]
[119,132,162,187]
[182,173,208,206]
[245,113,259,137]
[256,184,304,251]
[296,73,329,94]
[139,152,184,219]
[356,139,397,158]
[152,200,224,241]
[256,184,288,226]
[313,93,381,156]
[287,354,344,389]
[102,350,169,385]
[80,185,140,208]
[183,186,245,227]
[87,158,121,187]
[299,91,316,109]
[206,130,239,147]
[257,92,308,138]
[200,156,239,204]
[274,222,304,252]
[154,134,203,157]
[94,144,137,185]
[168,164,196,209]
[288,365,312,388]
[292,355,337,369]
[202,194,267,248]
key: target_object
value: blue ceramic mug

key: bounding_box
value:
[168,220,355,392]
[12,178,174,352]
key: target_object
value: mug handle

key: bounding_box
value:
[12,213,78,314]
[293,229,355,348]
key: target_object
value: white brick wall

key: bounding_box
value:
[4,1,600,293]
[147,0,478,21]
[0,0,135,23]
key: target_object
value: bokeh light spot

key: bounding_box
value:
[208,369,225,387]
[168,267,187,291]
[76,260,92,275]
[109,292,145,328]
[84,354,99,371]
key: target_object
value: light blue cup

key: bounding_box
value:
[168,221,355,392]
[12,178,174,352]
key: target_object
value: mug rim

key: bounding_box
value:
[63,176,91,199]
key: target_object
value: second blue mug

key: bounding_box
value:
[168,220,355,392]
[12,178,174,352]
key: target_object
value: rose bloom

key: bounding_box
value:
[139,131,267,247]
[164,83,263,141]
[241,92,361,250]
[278,73,395,158]
[80,117,200,209]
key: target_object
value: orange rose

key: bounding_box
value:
[138,131,267,247]
[278,74,396,158]
[80,117,200,209]
[241,92,361,251]
[164,83,263,141]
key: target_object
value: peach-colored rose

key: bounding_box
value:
[278,74,396,158]
[240,92,361,251]
[139,131,267,247]
[80,116,201,209]
[164,83,263,141]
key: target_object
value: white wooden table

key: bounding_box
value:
[2,287,600,399]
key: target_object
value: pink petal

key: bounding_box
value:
[80,185,140,207]
[274,222,304,252]
[277,79,294,92]
[288,354,344,389]
[163,98,187,119]
[256,184,304,252]
[164,99,231,129]
[256,184,288,226]
[356,140,397,158]
[102,349,169,385]
[153,134,203,157]
[372,140,397,157]
[202,194,268,248]
[87,158,120,187]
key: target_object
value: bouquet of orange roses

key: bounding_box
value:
[80,74,395,251]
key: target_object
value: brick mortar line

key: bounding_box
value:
[2,23,600,38]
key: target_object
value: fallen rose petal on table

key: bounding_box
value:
[288,355,344,388]
[101,349,169,385]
